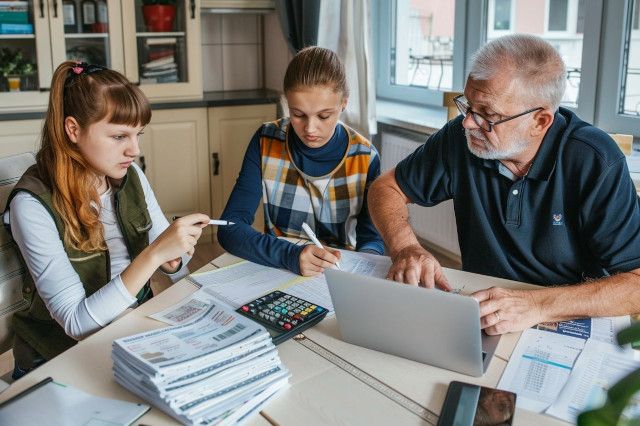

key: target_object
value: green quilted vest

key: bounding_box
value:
[6,165,152,360]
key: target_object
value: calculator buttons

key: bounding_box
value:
[236,291,328,342]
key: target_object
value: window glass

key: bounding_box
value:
[494,0,512,30]
[622,0,640,116]
[484,0,584,107]
[392,0,455,90]
[548,0,569,31]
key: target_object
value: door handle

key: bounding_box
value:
[190,0,196,19]
[212,153,219,176]
[39,0,45,18]
[52,0,58,17]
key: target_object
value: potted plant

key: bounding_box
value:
[578,321,640,425]
[141,0,178,32]
[0,48,36,92]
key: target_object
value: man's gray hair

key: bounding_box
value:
[468,34,566,111]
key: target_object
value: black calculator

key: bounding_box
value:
[236,290,328,345]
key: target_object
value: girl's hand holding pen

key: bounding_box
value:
[299,245,341,276]
[150,213,210,272]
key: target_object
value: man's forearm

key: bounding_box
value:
[368,170,421,258]
[538,270,640,321]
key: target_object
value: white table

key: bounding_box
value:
[0,254,568,425]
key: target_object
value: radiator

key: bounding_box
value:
[380,132,461,257]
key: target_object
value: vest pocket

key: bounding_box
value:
[128,209,152,234]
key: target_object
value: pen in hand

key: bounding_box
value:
[171,216,235,226]
[301,222,341,270]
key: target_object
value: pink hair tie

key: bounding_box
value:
[72,65,83,75]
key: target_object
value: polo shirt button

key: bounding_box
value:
[512,189,519,195]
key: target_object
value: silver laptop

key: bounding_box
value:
[325,269,500,377]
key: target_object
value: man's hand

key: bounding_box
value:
[472,287,545,335]
[387,244,451,290]
[299,245,341,276]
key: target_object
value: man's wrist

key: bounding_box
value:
[390,241,423,260]
[530,288,555,324]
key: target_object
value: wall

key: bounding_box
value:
[200,13,264,91]
[263,12,292,92]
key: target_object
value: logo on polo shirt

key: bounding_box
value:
[552,213,564,226]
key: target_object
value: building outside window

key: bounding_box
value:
[376,0,639,137]
[484,0,584,107]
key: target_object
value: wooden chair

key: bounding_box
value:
[0,152,36,387]
[609,133,633,156]
[443,92,463,121]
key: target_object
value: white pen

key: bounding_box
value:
[301,222,341,270]
[208,219,235,226]
[172,216,235,226]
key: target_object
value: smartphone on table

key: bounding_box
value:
[436,381,517,426]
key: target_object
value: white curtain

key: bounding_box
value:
[317,1,377,138]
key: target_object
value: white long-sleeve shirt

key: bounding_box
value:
[6,163,189,340]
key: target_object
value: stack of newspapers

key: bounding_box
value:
[112,303,289,425]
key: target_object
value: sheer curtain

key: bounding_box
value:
[318,0,377,138]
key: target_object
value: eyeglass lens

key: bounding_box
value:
[455,97,490,131]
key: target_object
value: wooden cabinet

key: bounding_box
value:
[139,107,211,239]
[208,104,277,235]
[0,119,43,157]
[0,0,124,112]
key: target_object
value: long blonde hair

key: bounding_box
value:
[37,61,151,252]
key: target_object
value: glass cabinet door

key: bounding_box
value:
[122,0,202,100]
[0,0,123,111]
[49,0,124,73]
[0,0,48,94]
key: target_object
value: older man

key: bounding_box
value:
[369,34,640,335]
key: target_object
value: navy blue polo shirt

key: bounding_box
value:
[395,108,640,285]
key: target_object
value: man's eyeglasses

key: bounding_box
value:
[453,95,543,132]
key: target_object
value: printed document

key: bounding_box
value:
[546,338,640,423]
[498,328,585,412]
[498,316,631,413]
[187,261,299,308]
[114,303,290,425]
[185,250,392,314]
[149,287,228,325]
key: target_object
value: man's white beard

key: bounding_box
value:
[465,128,528,160]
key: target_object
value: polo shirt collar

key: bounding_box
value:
[476,110,567,181]
[526,111,566,181]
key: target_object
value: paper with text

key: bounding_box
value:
[498,316,631,414]
[498,328,585,413]
[184,250,392,313]
[546,338,640,423]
